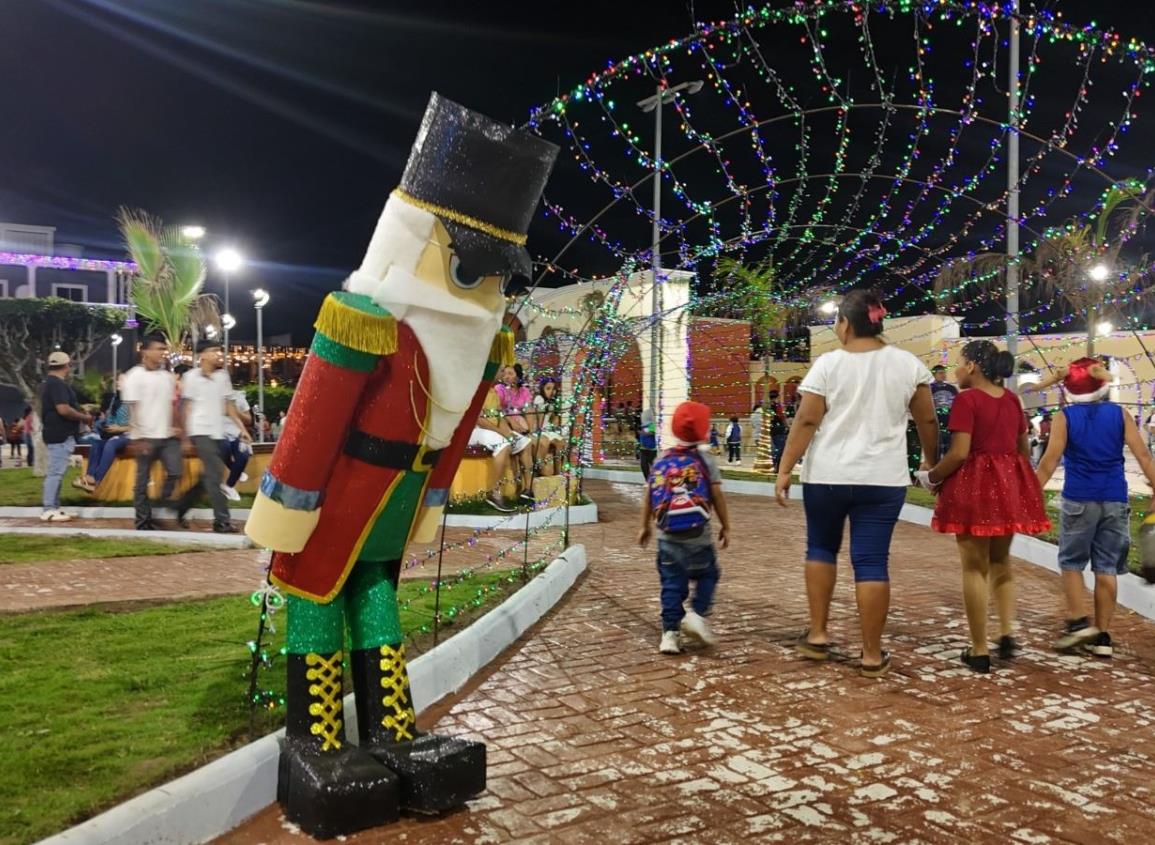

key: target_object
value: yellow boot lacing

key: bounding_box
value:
[305,651,343,751]
[378,644,416,741]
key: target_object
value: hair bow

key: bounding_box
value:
[867,303,887,323]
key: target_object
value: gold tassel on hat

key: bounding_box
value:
[314,292,397,357]
[489,327,515,367]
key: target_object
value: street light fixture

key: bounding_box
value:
[1096,321,1114,337]
[221,313,236,330]
[819,300,838,316]
[1089,263,1111,283]
[110,333,123,381]
[252,289,269,441]
[636,79,704,448]
[214,248,245,356]
[180,225,206,241]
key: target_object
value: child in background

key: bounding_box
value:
[925,340,1050,673]
[709,423,721,455]
[726,416,742,464]
[1035,358,1155,657]
[639,401,731,655]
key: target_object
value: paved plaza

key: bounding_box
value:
[209,479,1155,844]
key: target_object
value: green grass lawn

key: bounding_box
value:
[0,467,257,509]
[0,568,528,845]
[0,535,208,565]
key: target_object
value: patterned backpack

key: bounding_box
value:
[649,446,713,535]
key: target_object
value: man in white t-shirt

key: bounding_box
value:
[122,333,182,531]
[175,339,251,532]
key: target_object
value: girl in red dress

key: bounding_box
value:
[926,340,1050,673]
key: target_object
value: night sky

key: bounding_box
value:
[4,1,1155,344]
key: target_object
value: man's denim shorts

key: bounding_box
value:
[1057,498,1131,575]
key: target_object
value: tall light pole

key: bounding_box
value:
[215,248,244,356]
[1087,262,1111,356]
[220,314,236,377]
[110,333,123,382]
[252,289,269,442]
[637,79,703,446]
[1006,0,1021,380]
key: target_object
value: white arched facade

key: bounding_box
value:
[519,269,694,448]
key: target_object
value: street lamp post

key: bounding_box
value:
[637,79,703,447]
[1088,262,1110,356]
[252,289,269,442]
[215,248,244,356]
[110,333,123,382]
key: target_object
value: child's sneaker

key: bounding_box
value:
[1085,631,1113,658]
[680,610,717,646]
[659,631,682,654]
[1053,617,1099,652]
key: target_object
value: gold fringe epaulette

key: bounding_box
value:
[490,327,515,367]
[314,292,397,356]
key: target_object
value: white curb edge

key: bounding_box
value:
[585,467,1155,622]
[1,526,252,548]
[35,544,588,845]
[1,504,597,531]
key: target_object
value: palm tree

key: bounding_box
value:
[118,209,218,353]
[934,180,1155,355]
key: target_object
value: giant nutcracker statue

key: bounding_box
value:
[245,93,557,839]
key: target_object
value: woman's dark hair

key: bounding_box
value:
[961,339,1014,381]
[838,289,886,338]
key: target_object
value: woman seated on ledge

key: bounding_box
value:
[74,375,131,494]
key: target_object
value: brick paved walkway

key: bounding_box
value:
[217,479,1155,844]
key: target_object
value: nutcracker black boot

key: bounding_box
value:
[351,642,486,814]
[280,650,400,838]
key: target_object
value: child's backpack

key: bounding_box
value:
[649,446,713,535]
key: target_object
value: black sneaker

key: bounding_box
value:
[1085,631,1113,658]
[1053,617,1100,652]
[213,523,239,534]
[136,520,157,531]
[484,493,514,513]
[960,649,991,674]
[997,635,1017,660]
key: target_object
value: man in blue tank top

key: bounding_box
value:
[1036,358,1155,657]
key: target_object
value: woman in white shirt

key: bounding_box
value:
[774,290,939,678]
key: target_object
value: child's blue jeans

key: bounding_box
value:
[656,540,719,632]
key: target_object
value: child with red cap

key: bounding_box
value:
[639,401,732,654]
[1035,357,1155,657]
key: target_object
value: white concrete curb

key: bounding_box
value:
[1,526,252,549]
[443,502,597,530]
[1,504,597,531]
[0,506,249,521]
[35,544,588,845]
[585,467,1155,622]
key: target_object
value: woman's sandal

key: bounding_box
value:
[796,633,830,661]
[960,648,991,674]
[860,651,892,678]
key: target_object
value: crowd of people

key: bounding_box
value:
[34,334,259,532]
[639,288,1153,673]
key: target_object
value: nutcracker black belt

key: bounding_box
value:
[344,430,443,472]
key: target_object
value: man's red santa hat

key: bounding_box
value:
[1063,357,1112,404]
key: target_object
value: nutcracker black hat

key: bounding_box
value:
[394,92,559,292]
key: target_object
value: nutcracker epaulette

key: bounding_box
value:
[489,326,515,367]
[314,291,397,357]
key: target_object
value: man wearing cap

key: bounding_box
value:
[930,364,958,459]
[243,93,557,836]
[175,339,250,532]
[38,351,93,521]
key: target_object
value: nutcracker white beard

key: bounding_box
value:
[345,199,505,450]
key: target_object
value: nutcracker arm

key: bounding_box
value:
[246,292,396,552]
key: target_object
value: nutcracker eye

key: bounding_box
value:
[449,254,483,289]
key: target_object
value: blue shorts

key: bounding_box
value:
[1057,498,1130,575]
[801,484,907,582]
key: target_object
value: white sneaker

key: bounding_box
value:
[239,472,249,483]
[220,484,242,502]
[41,509,73,522]
[680,610,717,646]
[659,631,682,654]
